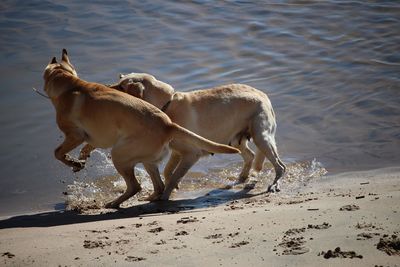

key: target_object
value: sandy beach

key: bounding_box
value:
[0,167,399,266]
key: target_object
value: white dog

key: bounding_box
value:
[109,73,286,200]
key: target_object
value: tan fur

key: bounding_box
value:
[113,73,286,200]
[43,50,239,208]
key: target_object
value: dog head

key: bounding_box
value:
[43,49,78,97]
[44,49,78,81]
[114,73,147,99]
[112,73,175,109]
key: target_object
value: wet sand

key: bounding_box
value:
[0,167,399,266]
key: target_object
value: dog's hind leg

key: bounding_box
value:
[251,116,286,193]
[163,151,181,189]
[55,133,85,172]
[235,138,254,183]
[253,149,265,172]
[105,147,141,208]
[161,153,200,200]
[104,163,140,209]
[142,162,165,201]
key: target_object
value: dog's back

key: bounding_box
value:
[54,77,171,149]
[167,84,275,144]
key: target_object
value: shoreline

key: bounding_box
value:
[0,160,395,220]
[1,167,399,266]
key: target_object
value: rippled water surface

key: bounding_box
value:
[0,1,399,216]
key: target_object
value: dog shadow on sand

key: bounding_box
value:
[0,186,267,229]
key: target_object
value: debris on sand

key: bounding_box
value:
[147,221,158,226]
[355,222,382,230]
[125,256,146,262]
[279,236,309,255]
[307,222,331,229]
[177,216,199,224]
[319,247,363,259]
[2,252,15,258]
[224,205,244,211]
[83,240,111,249]
[230,241,249,248]
[148,227,164,233]
[376,235,400,256]
[205,233,223,240]
[155,239,166,245]
[284,227,306,236]
[278,223,331,256]
[175,231,189,236]
[356,232,380,240]
[88,229,109,234]
[340,204,360,211]
[173,245,188,250]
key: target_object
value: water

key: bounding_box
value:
[0,0,399,216]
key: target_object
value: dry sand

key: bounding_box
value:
[0,167,399,266]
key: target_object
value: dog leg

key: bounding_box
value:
[79,144,95,161]
[237,139,255,183]
[142,163,165,201]
[55,134,85,172]
[105,165,141,209]
[163,151,181,189]
[254,138,285,192]
[105,152,141,208]
[161,154,200,200]
[253,149,266,172]
[252,118,286,193]
[265,147,285,193]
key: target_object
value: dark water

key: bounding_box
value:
[0,0,399,216]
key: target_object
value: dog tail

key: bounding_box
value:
[168,123,240,154]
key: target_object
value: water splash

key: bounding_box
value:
[65,151,327,213]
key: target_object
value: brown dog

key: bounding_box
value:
[110,73,286,200]
[43,50,239,208]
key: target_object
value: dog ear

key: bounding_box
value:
[61,48,71,63]
[49,57,57,64]
[107,82,120,89]
[119,73,125,79]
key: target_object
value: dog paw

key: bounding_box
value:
[238,170,251,182]
[139,193,162,202]
[267,183,281,193]
[237,176,248,184]
[104,201,120,209]
[159,193,171,201]
[72,160,85,172]
[244,182,256,190]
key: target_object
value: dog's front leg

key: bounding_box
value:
[55,133,85,172]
